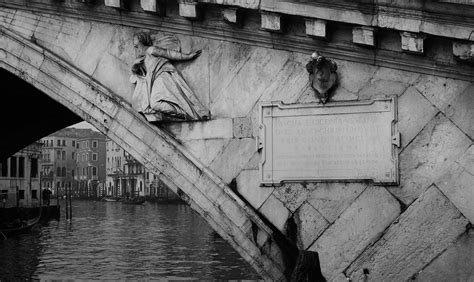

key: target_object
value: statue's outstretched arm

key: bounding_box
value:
[147,46,201,61]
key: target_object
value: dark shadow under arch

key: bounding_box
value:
[0,68,82,159]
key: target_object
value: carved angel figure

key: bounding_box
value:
[130,31,204,122]
[306,52,338,104]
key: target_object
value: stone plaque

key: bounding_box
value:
[258,97,399,186]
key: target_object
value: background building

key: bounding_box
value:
[0,142,41,208]
[75,132,106,198]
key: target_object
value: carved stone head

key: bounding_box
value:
[306,52,338,104]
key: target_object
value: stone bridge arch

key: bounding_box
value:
[0,26,292,280]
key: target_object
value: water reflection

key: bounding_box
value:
[0,200,260,280]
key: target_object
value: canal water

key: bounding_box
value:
[0,200,261,280]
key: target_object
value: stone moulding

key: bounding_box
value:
[258,97,400,186]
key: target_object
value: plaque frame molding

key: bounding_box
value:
[257,96,400,187]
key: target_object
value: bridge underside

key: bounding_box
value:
[0,69,82,160]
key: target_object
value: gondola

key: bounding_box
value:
[0,215,40,240]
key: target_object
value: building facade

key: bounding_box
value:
[0,142,41,208]
[75,132,106,198]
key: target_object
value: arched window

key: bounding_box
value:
[62,167,66,177]
[62,151,66,160]
[56,167,61,176]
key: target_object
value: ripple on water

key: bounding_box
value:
[0,200,261,280]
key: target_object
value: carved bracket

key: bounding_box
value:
[306,52,338,104]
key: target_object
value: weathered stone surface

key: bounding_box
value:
[389,114,472,205]
[222,8,238,24]
[73,23,115,75]
[273,183,315,213]
[400,31,426,53]
[371,67,421,86]
[444,84,474,139]
[307,183,366,223]
[415,229,474,281]
[309,186,400,280]
[92,53,133,99]
[233,117,253,138]
[164,119,233,141]
[358,79,408,100]
[140,0,158,12]
[435,148,474,222]
[352,26,375,46]
[261,12,281,31]
[305,18,326,38]
[459,145,474,175]
[294,202,329,250]
[105,0,122,8]
[179,3,198,19]
[210,46,290,118]
[8,10,39,38]
[182,138,231,166]
[209,138,256,183]
[397,86,439,148]
[452,41,474,62]
[236,170,274,210]
[336,60,377,94]
[346,185,469,282]
[259,194,289,232]
[414,74,470,111]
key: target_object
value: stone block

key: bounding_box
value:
[294,202,329,250]
[233,117,253,138]
[435,153,474,222]
[305,18,326,38]
[346,185,469,282]
[163,119,233,141]
[104,0,122,8]
[308,186,400,280]
[182,138,231,166]
[273,183,314,213]
[222,8,239,24]
[357,80,407,100]
[258,194,289,232]
[397,86,438,148]
[261,12,281,31]
[414,74,470,111]
[307,183,366,223]
[179,3,198,19]
[92,52,132,99]
[209,138,256,183]
[236,170,273,210]
[352,26,375,46]
[416,229,474,281]
[458,145,474,175]
[140,0,158,12]
[389,114,472,205]
[371,67,420,86]
[400,32,426,54]
[336,60,377,94]
[444,84,474,139]
[452,41,474,62]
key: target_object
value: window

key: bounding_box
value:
[93,141,98,148]
[71,169,75,177]
[83,167,86,176]
[32,190,37,199]
[140,181,143,192]
[92,167,97,176]
[57,140,60,146]
[56,181,60,188]
[56,167,61,177]
[10,157,17,177]
[56,150,61,159]
[18,157,24,178]
[76,143,79,149]
[92,154,97,161]
[62,140,66,146]
[62,151,66,160]
[19,189,25,199]
[31,158,38,178]
[86,154,89,161]
[0,159,8,177]
[72,141,75,147]
[82,154,85,161]
[62,167,66,177]
[72,152,75,160]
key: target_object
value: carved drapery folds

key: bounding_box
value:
[306,52,338,104]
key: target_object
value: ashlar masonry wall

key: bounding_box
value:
[1,6,473,281]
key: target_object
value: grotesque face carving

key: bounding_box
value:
[306,52,338,104]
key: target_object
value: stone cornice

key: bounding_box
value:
[1,1,474,81]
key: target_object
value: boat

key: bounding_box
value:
[121,198,146,205]
[103,196,120,202]
[0,214,41,240]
